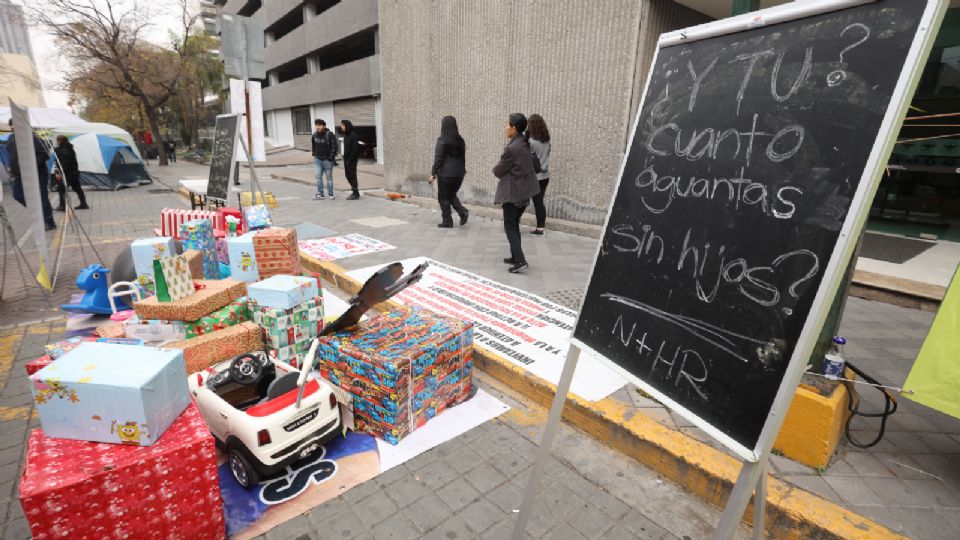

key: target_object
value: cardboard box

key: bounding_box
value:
[163,321,262,374]
[247,274,319,310]
[123,317,188,342]
[316,306,473,445]
[250,296,323,348]
[227,231,260,282]
[183,249,206,280]
[44,337,98,359]
[253,228,301,279]
[19,403,224,540]
[180,219,219,279]
[133,279,246,321]
[184,298,249,339]
[31,343,190,446]
[130,237,175,295]
[240,191,278,208]
[25,355,53,376]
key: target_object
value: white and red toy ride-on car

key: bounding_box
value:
[188,344,345,488]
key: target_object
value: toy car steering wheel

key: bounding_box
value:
[229,353,264,385]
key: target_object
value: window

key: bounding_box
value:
[292,107,312,135]
[263,112,271,137]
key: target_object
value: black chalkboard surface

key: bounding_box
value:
[573,0,930,456]
[208,114,239,202]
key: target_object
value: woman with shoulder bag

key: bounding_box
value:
[493,113,541,273]
[526,114,550,236]
[429,116,469,228]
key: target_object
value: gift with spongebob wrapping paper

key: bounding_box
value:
[179,219,220,279]
[45,337,97,359]
[130,236,175,296]
[163,321,262,374]
[19,403,225,540]
[227,231,260,282]
[249,296,323,346]
[30,343,190,446]
[252,228,301,280]
[134,279,246,322]
[315,306,473,445]
[183,298,250,339]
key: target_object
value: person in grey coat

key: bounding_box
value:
[526,114,551,235]
[429,115,469,228]
[493,113,541,273]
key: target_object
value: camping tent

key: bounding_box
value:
[1,123,151,190]
[0,107,88,128]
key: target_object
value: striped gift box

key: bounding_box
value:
[161,209,224,239]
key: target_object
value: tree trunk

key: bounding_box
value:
[145,103,169,166]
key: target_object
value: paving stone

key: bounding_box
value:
[618,510,674,539]
[265,514,312,540]
[420,516,473,540]
[862,476,921,507]
[383,474,431,509]
[376,463,411,488]
[1,517,30,540]
[341,478,380,504]
[306,495,348,524]
[843,452,894,477]
[822,476,883,506]
[402,493,451,533]
[436,477,481,513]
[786,475,842,504]
[464,462,509,494]
[480,518,515,540]
[354,490,399,528]
[319,508,370,539]
[545,521,589,540]
[371,513,420,540]
[414,458,460,491]
[457,497,505,534]
[566,504,616,539]
[486,482,525,513]
[491,453,531,480]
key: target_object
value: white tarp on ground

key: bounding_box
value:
[0,107,88,128]
[349,258,628,402]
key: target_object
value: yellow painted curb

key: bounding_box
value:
[301,254,906,540]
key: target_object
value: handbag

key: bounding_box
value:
[154,255,193,302]
[531,152,543,174]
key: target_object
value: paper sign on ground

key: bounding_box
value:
[298,234,395,262]
[349,258,627,402]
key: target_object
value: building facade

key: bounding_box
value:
[0,0,44,107]
[217,0,382,162]
[379,0,709,224]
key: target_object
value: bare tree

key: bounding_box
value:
[30,0,200,166]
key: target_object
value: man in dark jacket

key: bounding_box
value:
[7,119,56,230]
[340,119,361,200]
[311,119,338,199]
[493,113,541,273]
[54,135,89,211]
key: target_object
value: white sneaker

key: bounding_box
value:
[329,193,336,200]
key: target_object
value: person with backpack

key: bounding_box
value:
[53,135,89,211]
[493,113,540,273]
[7,119,56,230]
[429,116,469,228]
[526,114,551,236]
[340,119,361,200]
[311,119,338,200]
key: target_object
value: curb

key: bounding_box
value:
[851,270,943,311]
[301,254,907,540]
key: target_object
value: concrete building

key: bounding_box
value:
[0,0,44,108]
[216,0,382,162]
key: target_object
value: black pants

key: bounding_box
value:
[437,176,467,224]
[502,201,528,263]
[344,159,359,195]
[57,172,87,208]
[532,178,549,228]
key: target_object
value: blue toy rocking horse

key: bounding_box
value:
[61,264,120,315]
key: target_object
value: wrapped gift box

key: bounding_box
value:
[253,228,301,279]
[250,296,323,348]
[226,231,260,282]
[25,355,53,376]
[95,322,125,339]
[216,207,244,235]
[45,337,97,359]
[184,298,249,339]
[247,274,318,310]
[31,343,190,446]
[215,237,229,264]
[316,306,473,445]
[19,403,224,540]
[123,317,188,342]
[131,237,175,295]
[134,279,246,321]
[183,249,206,280]
[161,208,222,239]
[163,321,262,374]
[180,219,219,279]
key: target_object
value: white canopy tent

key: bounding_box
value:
[0,107,88,128]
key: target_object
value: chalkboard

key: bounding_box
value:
[208,114,240,202]
[572,0,937,458]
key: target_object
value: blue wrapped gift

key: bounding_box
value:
[247,275,319,310]
[226,231,260,282]
[179,219,219,279]
[243,205,273,231]
[131,237,176,295]
[30,343,190,446]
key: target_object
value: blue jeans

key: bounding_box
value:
[314,158,334,196]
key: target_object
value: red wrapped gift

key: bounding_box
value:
[216,207,244,235]
[253,227,302,279]
[19,403,225,540]
[25,355,53,376]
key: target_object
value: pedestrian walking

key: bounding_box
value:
[526,114,551,236]
[493,113,540,273]
[429,116,469,228]
[7,119,56,230]
[340,119,361,200]
[165,137,177,163]
[53,135,89,211]
[312,119,338,200]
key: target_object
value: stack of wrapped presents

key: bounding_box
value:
[248,275,323,369]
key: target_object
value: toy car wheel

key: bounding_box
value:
[228,449,260,488]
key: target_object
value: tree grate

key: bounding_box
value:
[544,288,584,310]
